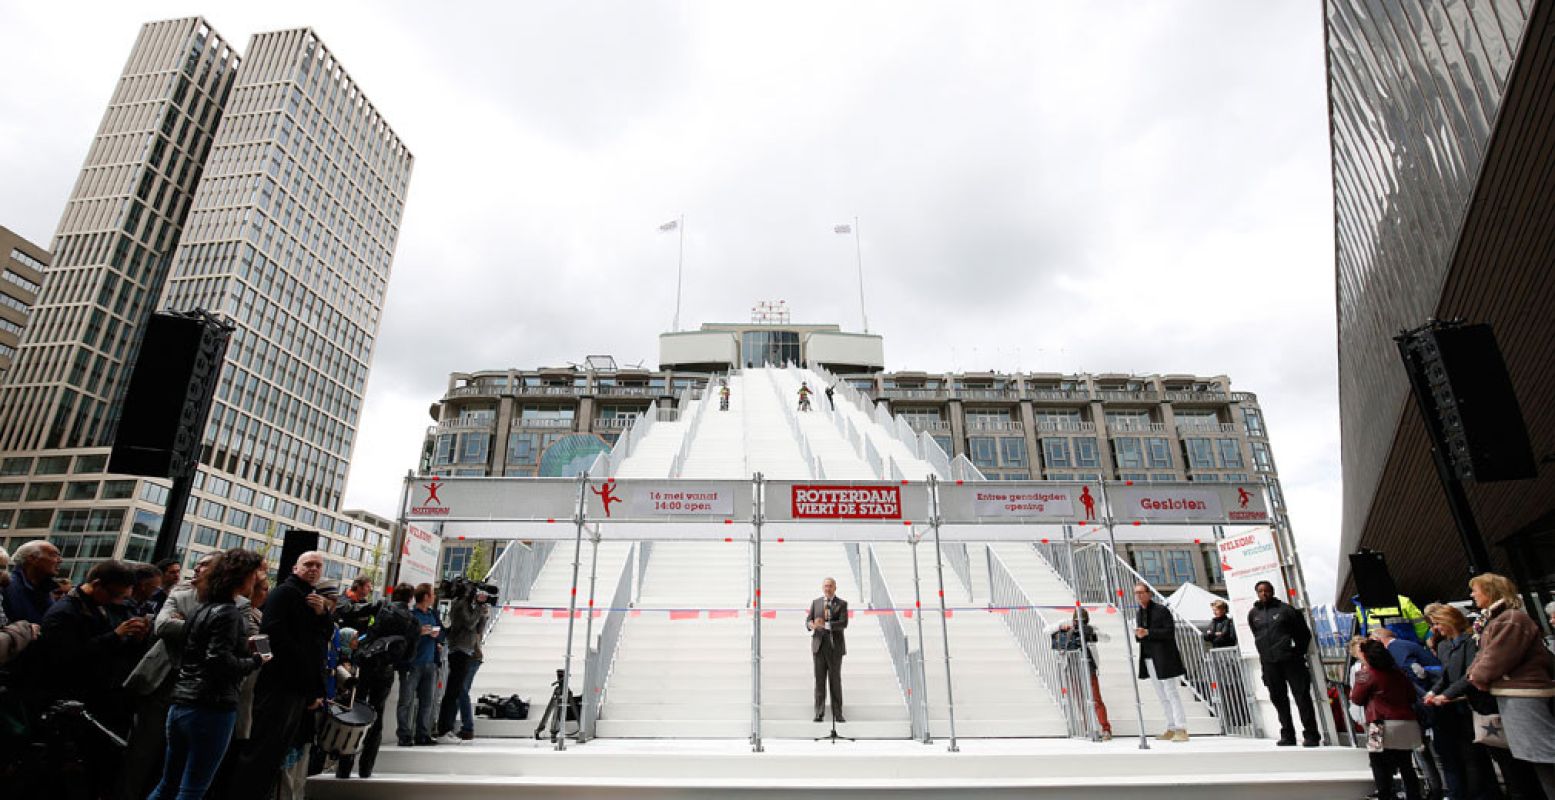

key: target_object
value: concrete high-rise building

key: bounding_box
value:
[0,19,239,452]
[0,226,49,381]
[0,18,412,581]
[1327,1,1555,606]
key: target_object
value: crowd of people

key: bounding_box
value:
[1344,573,1555,800]
[0,540,490,799]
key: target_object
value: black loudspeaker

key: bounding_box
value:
[108,311,233,479]
[1402,323,1536,482]
[1349,550,1400,610]
[276,530,320,579]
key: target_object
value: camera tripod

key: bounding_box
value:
[533,669,582,743]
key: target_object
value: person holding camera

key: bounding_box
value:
[436,578,491,743]
[337,583,419,779]
[147,548,270,800]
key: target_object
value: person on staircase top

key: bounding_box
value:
[797,382,812,412]
[719,379,730,411]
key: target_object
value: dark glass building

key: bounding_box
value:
[1327,0,1555,607]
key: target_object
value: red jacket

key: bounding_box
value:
[1350,665,1417,724]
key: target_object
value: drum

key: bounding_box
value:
[317,701,376,756]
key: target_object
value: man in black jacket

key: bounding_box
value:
[806,578,849,723]
[224,551,335,800]
[1134,583,1189,742]
[1247,580,1320,747]
[31,559,149,794]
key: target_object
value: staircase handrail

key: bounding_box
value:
[941,541,974,602]
[920,432,952,479]
[668,383,713,477]
[635,540,653,605]
[868,544,930,740]
[863,436,884,478]
[949,454,988,481]
[1031,540,1222,719]
[581,542,637,740]
[768,368,820,478]
[985,546,1094,737]
[482,539,557,639]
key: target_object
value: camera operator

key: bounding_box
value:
[336,575,380,632]
[435,577,492,742]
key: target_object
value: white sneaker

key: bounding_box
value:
[438,732,462,744]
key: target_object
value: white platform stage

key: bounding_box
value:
[307,737,1372,799]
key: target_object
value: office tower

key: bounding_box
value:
[0,19,412,580]
[0,226,49,381]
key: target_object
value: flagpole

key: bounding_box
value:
[674,214,685,332]
[853,215,868,333]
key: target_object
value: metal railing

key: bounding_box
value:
[1164,390,1231,403]
[965,420,1023,433]
[635,540,654,605]
[581,543,637,740]
[809,362,940,479]
[844,542,863,599]
[667,386,713,477]
[511,418,574,429]
[1105,420,1165,433]
[597,386,660,397]
[863,436,884,478]
[1026,389,1091,401]
[1096,390,1161,402]
[942,542,974,603]
[436,416,496,431]
[907,419,951,433]
[986,546,1094,738]
[483,539,557,609]
[1032,540,1236,731]
[1206,646,1262,737]
[1035,420,1096,433]
[921,432,952,478]
[949,454,987,481]
[767,369,822,478]
[869,544,929,741]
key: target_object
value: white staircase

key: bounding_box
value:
[615,418,686,477]
[870,542,1065,737]
[986,542,1219,736]
[741,370,812,477]
[758,541,910,738]
[465,541,633,738]
[680,377,747,478]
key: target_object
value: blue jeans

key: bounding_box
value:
[396,663,438,741]
[149,704,237,800]
[458,656,482,733]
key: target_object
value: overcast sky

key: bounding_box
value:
[0,2,1341,597]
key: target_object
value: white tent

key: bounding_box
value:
[1165,582,1228,623]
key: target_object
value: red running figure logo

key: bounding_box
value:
[1079,486,1097,521]
[592,479,621,518]
[1237,487,1251,509]
[423,476,444,506]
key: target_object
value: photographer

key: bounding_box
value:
[337,583,418,779]
[436,576,492,742]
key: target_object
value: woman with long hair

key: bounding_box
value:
[1422,602,1508,800]
[148,549,269,800]
[1351,638,1424,800]
[1466,573,1555,798]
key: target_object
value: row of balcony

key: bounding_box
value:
[446,384,670,400]
[870,387,1235,404]
[906,419,1243,436]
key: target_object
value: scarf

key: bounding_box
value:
[1471,599,1507,643]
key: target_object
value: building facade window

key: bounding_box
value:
[1251,442,1273,472]
[968,436,997,468]
[999,438,1027,468]
[459,432,490,464]
[1168,550,1196,585]
[1184,438,1214,469]
[1134,549,1167,586]
[1043,438,1071,468]
[1217,439,1244,469]
[1074,437,1099,468]
[1242,407,1265,437]
[1113,436,1144,469]
[1146,438,1173,468]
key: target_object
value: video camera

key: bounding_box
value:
[439,574,498,604]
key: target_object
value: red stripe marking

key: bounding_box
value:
[1131,521,1142,526]
[724,537,732,542]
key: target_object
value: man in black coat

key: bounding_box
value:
[1247,580,1320,747]
[223,551,335,800]
[806,577,848,723]
[1133,583,1189,741]
[30,559,149,794]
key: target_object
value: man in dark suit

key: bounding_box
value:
[806,577,848,723]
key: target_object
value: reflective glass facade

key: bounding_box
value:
[1326,0,1528,554]
[740,330,800,368]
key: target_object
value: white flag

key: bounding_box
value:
[833,224,852,234]
[659,219,679,232]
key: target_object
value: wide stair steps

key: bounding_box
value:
[758,541,910,738]
[615,418,686,477]
[681,376,746,478]
[871,542,1065,737]
[741,370,812,477]
[459,541,633,738]
[596,541,752,737]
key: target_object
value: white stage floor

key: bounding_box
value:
[308,735,1374,799]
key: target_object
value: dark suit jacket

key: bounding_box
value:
[1135,601,1186,680]
[806,596,848,656]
